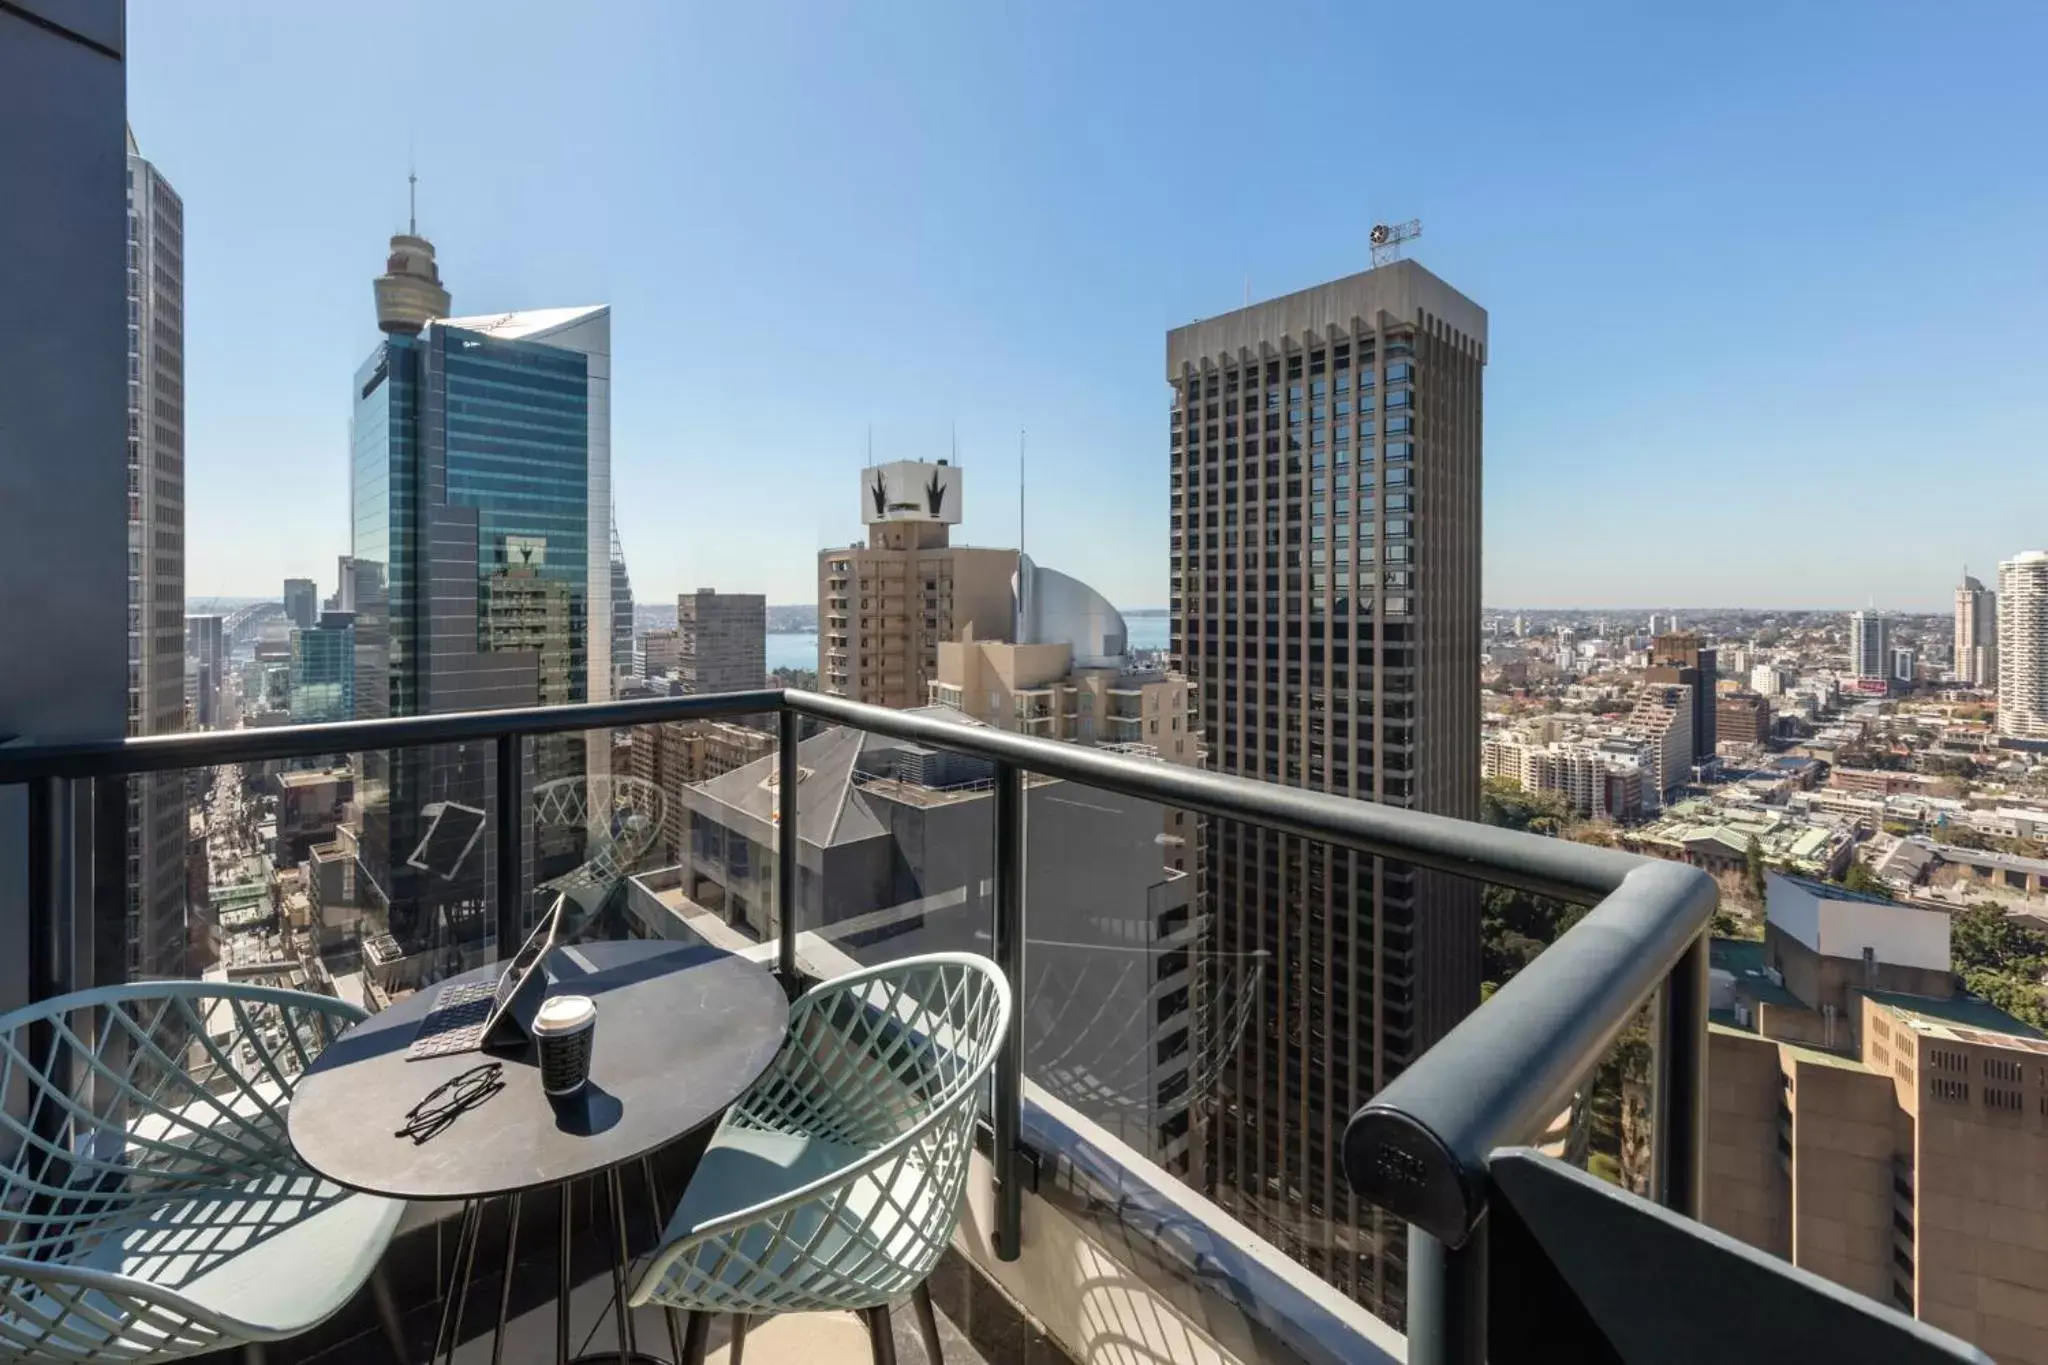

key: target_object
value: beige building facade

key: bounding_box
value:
[819,465,1017,709]
[1705,874,2048,1363]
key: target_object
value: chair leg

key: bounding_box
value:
[910,1281,945,1364]
[242,1345,266,1365]
[864,1304,899,1365]
[730,1313,750,1365]
[679,1310,711,1365]
[370,1265,409,1362]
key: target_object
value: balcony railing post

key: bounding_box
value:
[1407,1218,1487,1365]
[25,775,74,1202]
[1654,929,1709,1217]
[495,733,522,953]
[776,706,799,991]
[27,775,72,1004]
[991,759,1025,1262]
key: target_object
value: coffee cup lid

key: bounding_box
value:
[535,994,596,1031]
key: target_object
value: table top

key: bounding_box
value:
[288,939,790,1201]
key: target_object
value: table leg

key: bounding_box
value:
[643,1156,686,1364]
[435,1200,484,1365]
[606,1166,637,1357]
[559,1181,575,1365]
[491,1192,522,1365]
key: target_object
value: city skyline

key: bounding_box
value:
[128,1,2047,611]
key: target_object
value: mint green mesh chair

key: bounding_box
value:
[0,982,406,1363]
[630,953,1011,1365]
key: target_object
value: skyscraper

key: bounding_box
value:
[184,614,224,730]
[349,217,613,952]
[1955,572,1996,689]
[677,590,768,696]
[819,460,1016,708]
[1166,259,1485,1312]
[289,611,355,724]
[125,128,187,978]
[284,577,318,630]
[1850,609,1890,682]
[1998,552,2048,740]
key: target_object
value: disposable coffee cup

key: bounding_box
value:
[533,995,596,1098]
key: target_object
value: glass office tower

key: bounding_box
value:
[349,312,604,963]
[288,611,356,724]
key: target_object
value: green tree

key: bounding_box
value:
[1962,971,2048,1033]
[1478,779,1582,989]
[1838,861,1888,897]
[1480,776,1571,837]
[1948,903,2048,1031]
[1951,902,2048,976]
[1743,835,1767,905]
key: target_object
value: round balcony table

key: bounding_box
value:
[289,938,790,1364]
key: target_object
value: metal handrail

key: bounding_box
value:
[0,685,1714,1356]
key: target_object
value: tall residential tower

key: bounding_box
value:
[1850,609,1890,683]
[819,460,1016,708]
[125,128,188,978]
[1166,259,1486,1314]
[1954,572,1996,689]
[1998,552,2048,740]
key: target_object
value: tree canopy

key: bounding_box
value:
[1950,902,2048,1033]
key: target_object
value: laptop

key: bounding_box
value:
[406,894,564,1061]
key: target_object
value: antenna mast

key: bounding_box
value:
[1369,218,1421,268]
[408,170,417,235]
[1018,429,1027,556]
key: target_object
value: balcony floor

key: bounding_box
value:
[273,1155,1018,1365]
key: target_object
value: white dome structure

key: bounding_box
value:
[1015,553,1127,668]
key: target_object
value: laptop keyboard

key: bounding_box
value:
[407,980,497,1060]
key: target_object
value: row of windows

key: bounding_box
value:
[1178,348,1414,399]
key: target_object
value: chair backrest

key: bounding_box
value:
[773,953,1011,1150]
[0,981,365,1263]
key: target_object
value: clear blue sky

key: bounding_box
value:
[130,0,2046,612]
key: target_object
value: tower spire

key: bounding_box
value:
[408,169,417,236]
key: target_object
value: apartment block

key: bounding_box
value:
[1480,734,1645,822]
[1649,631,1718,760]
[819,460,1016,709]
[1166,258,1486,1311]
[1999,553,2048,740]
[1956,572,1997,689]
[1625,682,1694,801]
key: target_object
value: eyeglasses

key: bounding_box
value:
[394,1061,505,1144]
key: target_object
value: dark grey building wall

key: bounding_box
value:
[0,2,128,1011]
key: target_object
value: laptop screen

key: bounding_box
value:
[489,894,563,1018]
